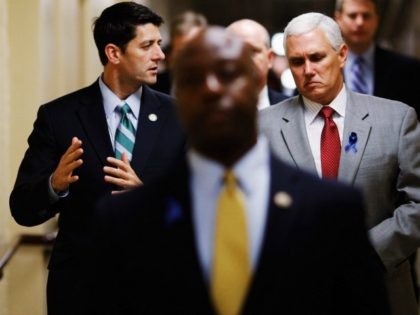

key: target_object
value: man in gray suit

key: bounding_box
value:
[259,12,420,315]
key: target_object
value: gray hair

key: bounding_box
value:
[283,12,344,52]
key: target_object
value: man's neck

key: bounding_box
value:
[102,70,141,100]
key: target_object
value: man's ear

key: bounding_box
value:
[104,43,122,64]
[338,43,348,69]
[334,11,342,22]
[267,48,274,69]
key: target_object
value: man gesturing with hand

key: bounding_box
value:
[9,3,185,315]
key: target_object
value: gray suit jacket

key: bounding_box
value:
[259,89,420,315]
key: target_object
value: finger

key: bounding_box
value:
[104,175,126,187]
[62,148,84,165]
[121,152,130,164]
[103,166,127,179]
[106,157,128,171]
[66,137,83,154]
[65,159,83,174]
[68,175,80,184]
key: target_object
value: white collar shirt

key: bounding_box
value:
[302,85,347,177]
[99,75,142,149]
[188,136,271,282]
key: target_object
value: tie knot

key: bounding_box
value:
[354,56,365,66]
[118,103,131,115]
[223,170,238,189]
[319,106,335,119]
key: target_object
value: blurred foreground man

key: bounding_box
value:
[259,12,420,315]
[92,26,389,315]
[9,2,185,314]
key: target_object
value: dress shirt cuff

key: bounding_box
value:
[48,174,69,203]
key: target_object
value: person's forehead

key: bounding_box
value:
[287,28,329,47]
[342,0,377,11]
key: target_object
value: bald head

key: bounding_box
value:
[227,19,273,84]
[172,26,263,166]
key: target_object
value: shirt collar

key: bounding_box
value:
[347,44,375,68]
[302,85,347,124]
[99,75,142,119]
[257,85,270,110]
[188,136,270,195]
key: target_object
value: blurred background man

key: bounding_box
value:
[334,0,420,117]
[153,10,208,94]
[227,19,288,110]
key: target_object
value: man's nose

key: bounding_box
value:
[304,60,314,75]
[355,14,365,26]
[205,74,223,93]
[152,45,165,61]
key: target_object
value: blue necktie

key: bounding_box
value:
[351,56,368,94]
[115,103,136,161]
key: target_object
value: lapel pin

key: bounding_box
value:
[165,197,183,226]
[274,191,293,208]
[344,132,358,153]
[148,113,158,122]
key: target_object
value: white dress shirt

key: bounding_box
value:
[303,86,347,178]
[188,136,271,282]
[257,85,271,110]
[99,76,141,149]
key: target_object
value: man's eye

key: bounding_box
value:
[218,70,236,82]
[289,59,304,66]
[179,74,202,86]
[310,55,324,62]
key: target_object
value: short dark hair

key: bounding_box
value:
[93,2,163,65]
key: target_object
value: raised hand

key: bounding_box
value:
[104,152,143,194]
[51,137,83,193]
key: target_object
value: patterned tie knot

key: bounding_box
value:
[355,56,365,66]
[320,106,335,120]
[118,103,131,116]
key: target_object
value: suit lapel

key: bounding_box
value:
[280,98,317,173]
[338,91,372,184]
[76,81,114,166]
[243,155,298,314]
[162,162,215,314]
[130,86,168,173]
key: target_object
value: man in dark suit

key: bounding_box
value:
[227,19,288,109]
[335,0,420,117]
[9,2,185,314]
[92,26,388,315]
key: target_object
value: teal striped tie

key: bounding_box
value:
[115,103,136,161]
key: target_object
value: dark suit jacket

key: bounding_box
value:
[92,154,389,315]
[373,46,420,117]
[9,80,186,271]
[268,87,288,105]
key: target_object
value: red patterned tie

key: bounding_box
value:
[320,106,341,179]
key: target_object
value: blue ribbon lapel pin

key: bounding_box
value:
[344,132,358,153]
